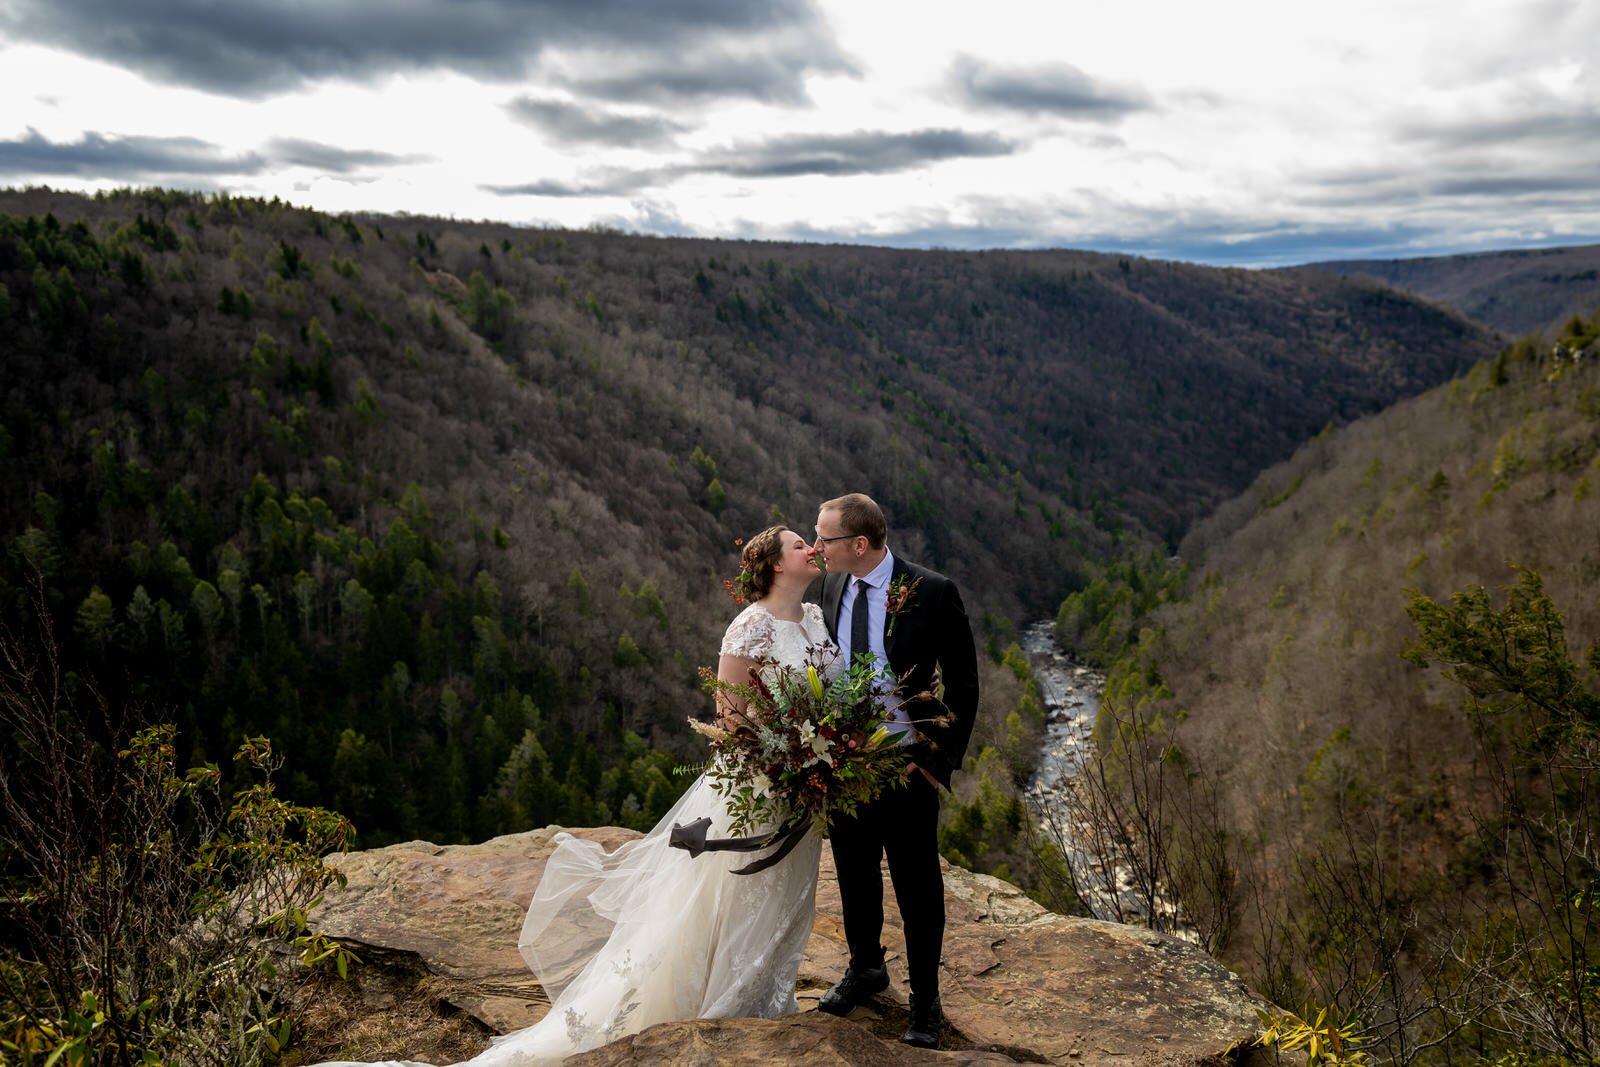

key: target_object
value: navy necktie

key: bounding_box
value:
[850,578,871,664]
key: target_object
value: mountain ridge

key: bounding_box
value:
[0,185,1500,849]
[1298,242,1600,338]
[1072,309,1600,1062]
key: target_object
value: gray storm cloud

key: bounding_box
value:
[0,0,852,100]
[0,128,263,177]
[949,54,1150,119]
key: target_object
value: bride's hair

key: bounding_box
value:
[738,525,788,601]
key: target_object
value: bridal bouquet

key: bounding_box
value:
[689,648,908,837]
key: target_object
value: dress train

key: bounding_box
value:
[312,771,819,1066]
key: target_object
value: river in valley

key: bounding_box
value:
[1018,619,1102,792]
[1017,620,1189,936]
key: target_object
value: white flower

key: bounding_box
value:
[750,772,772,797]
[800,721,834,766]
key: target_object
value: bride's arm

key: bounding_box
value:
[713,654,761,730]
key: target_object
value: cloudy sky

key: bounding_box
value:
[1,0,1597,266]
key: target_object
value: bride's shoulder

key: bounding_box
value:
[720,602,775,659]
[732,601,774,625]
[801,602,836,650]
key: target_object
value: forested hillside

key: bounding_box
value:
[1067,311,1600,1062]
[1303,243,1600,338]
[0,186,1496,849]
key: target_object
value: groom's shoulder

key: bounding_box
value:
[898,555,943,581]
[898,557,959,594]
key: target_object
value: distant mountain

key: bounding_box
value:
[1091,308,1600,1060]
[1300,243,1600,338]
[0,186,1499,847]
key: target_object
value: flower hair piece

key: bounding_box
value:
[721,537,756,605]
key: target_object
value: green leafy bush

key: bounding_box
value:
[1,592,356,1065]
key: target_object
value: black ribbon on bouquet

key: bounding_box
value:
[668,814,810,876]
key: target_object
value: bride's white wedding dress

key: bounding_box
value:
[314,601,834,1066]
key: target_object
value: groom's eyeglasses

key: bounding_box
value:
[813,533,856,546]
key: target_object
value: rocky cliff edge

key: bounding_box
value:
[288,827,1271,1065]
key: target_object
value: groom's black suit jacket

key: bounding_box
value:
[808,556,979,788]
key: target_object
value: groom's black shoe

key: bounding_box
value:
[901,993,942,1049]
[817,959,890,1015]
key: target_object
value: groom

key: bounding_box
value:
[806,492,979,1049]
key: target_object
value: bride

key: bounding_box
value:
[315,526,834,1066]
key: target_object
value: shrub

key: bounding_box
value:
[0,590,356,1065]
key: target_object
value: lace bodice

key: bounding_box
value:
[719,602,836,675]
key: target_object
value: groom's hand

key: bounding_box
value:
[903,762,942,790]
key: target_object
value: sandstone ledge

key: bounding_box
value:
[292,827,1270,1065]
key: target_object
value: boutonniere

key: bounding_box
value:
[885,575,922,634]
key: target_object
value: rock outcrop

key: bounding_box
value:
[292,828,1270,1065]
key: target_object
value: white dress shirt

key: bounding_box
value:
[836,550,913,741]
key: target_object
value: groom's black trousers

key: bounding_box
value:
[828,770,944,998]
